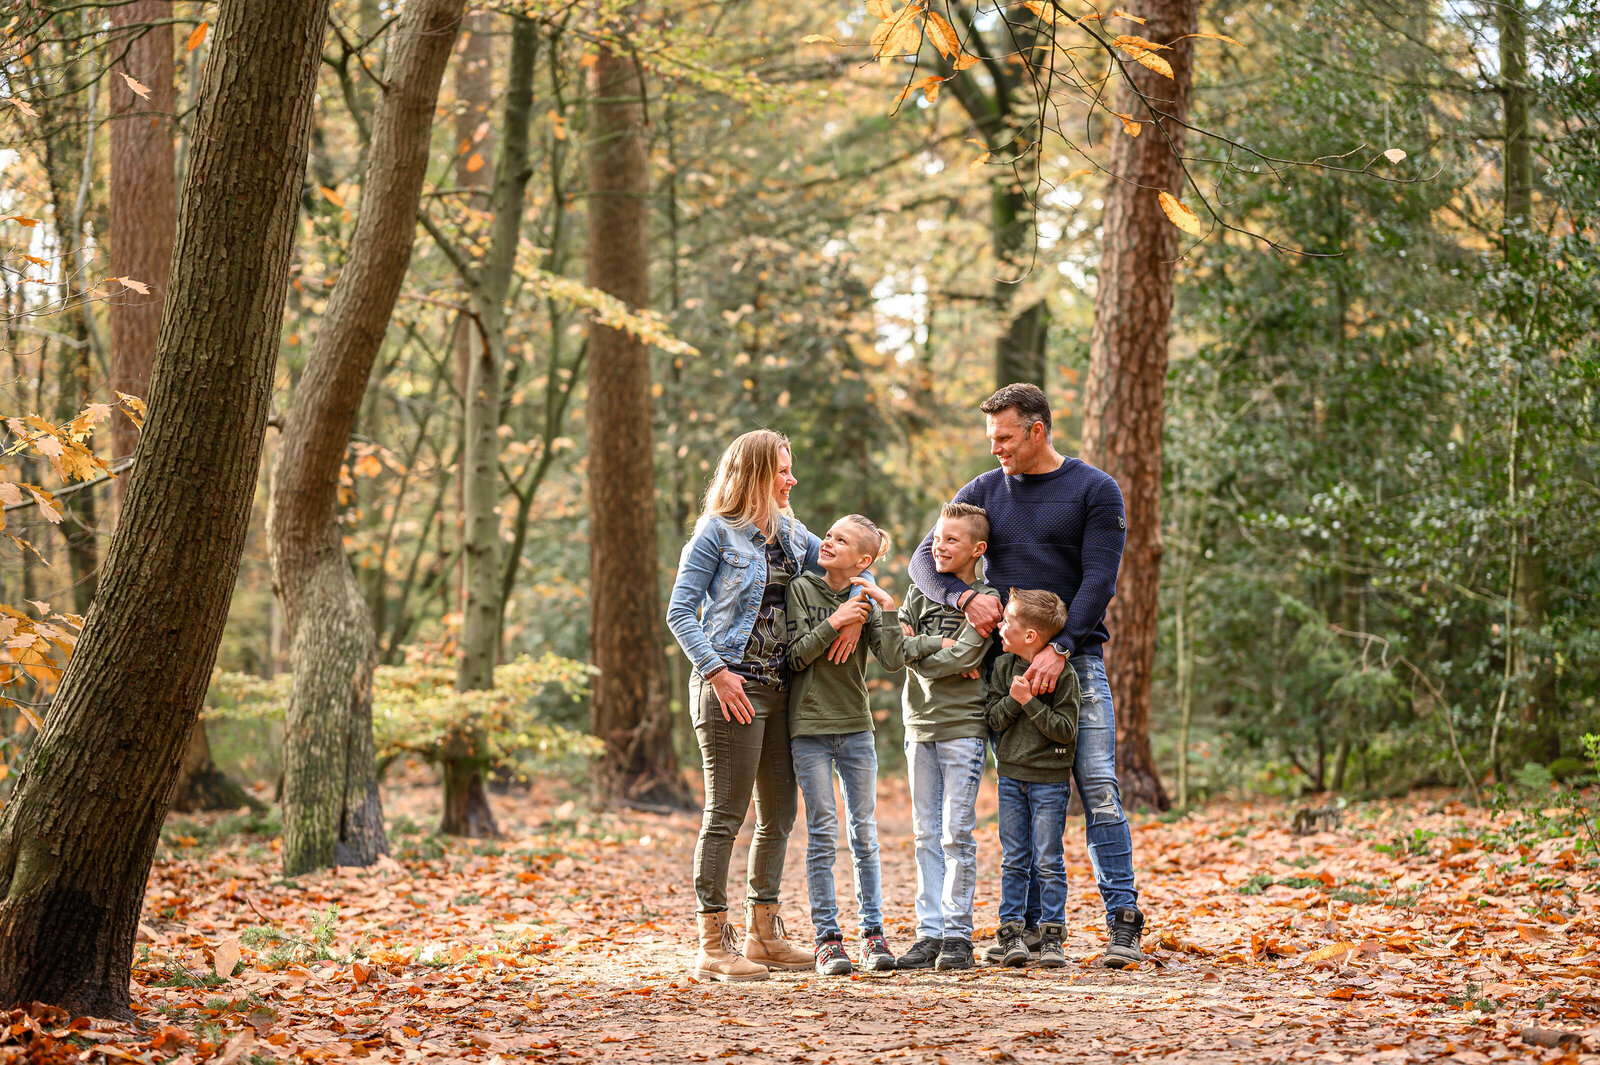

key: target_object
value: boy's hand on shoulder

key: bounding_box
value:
[851,576,895,611]
[827,597,871,631]
[1008,674,1034,705]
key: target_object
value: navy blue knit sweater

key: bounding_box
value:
[909,458,1126,658]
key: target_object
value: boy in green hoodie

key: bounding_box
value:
[785,514,905,976]
[894,502,996,972]
[987,588,1081,969]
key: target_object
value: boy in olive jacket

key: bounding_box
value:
[986,588,1081,969]
[894,502,995,972]
[785,515,905,975]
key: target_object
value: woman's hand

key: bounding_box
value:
[827,619,863,663]
[851,577,896,611]
[708,668,755,724]
[826,596,871,631]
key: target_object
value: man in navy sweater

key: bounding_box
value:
[909,383,1145,969]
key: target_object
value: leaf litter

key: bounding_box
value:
[8,770,1598,1063]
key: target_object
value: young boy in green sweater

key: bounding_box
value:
[894,502,996,972]
[987,588,1081,969]
[785,514,905,975]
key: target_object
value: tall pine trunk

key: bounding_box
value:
[446,15,539,837]
[1079,0,1199,812]
[0,0,329,1017]
[269,0,464,874]
[586,22,687,809]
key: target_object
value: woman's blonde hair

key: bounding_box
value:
[839,514,892,564]
[704,429,792,532]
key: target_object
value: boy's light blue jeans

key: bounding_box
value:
[791,731,883,941]
[998,776,1071,926]
[905,736,986,942]
[1022,654,1139,928]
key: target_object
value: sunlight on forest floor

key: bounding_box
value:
[21,772,1600,1063]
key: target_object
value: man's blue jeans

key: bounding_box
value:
[905,736,986,942]
[791,731,883,941]
[998,776,1070,926]
[1023,655,1138,928]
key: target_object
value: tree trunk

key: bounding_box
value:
[993,181,1048,388]
[1079,0,1198,813]
[445,15,539,838]
[1496,0,1558,761]
[585,25,689,810]
[269,0,464,875]
[0,0,329,1018]
[108,0,176,512]
[169,721,262,813]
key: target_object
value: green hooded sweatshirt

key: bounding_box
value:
[784,572,906,736]
[986,652,1081,783]
[897,582,996,743]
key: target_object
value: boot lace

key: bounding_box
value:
[721,923,746,956]
[1110,920,1141,951]
[999,925,1025,954]
[768,913,793,941]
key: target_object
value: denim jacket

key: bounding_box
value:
[666,512,821,679]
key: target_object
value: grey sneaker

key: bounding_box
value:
[1037,922,1066,968]
[815,937,852,976]
[1097,907,1144,969]
[896,936,941,970]
[934,937,974,971]
[859,928,896,971]
[996,922,1031,968]
[981,925,1040,964]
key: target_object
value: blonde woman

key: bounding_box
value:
[666,429,861,982]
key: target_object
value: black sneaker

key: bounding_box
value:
[896,936,941,970]
[934,937,974,971]
[996,922,1030,968]
[1097,907,1144,969]
[981,925,1040,965]
[815,936,852,976]
[859,928,895,972]
[1037,922,1066,968]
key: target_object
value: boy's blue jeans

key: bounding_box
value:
[905,736,986,942]
[791,731,883,941]
[1022,655,1139,929]
[998,776,1071,926]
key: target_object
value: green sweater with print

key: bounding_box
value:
[784,572,906,736]
[897,582,996,744]
[985,652,1082,783]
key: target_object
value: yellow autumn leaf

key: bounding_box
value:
[186,21,209,52]
[1127,48,1173,78]
[112,276,151,295]
[968,150,992,175]
[1158,190,1204,235]
[1066,167,1093,179]
[801,33,838,43]
[3,216,39,227]
[1117,112,1142,136]
[1383,147,1407,163]
[884,12,924,57]
[1185,30,1244,45]
[1114,33,1171,50]
[7,97,38,117]
[1113,8,1147,22]
[119,71,151,99]
[319,186,344,207]
[1302,941,1356,965]
[952,52,980,70]
[465,152,485,172]
[1023,0,1060,23]
[866,0,897,19]
[925,10,960,57]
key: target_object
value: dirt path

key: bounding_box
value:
[13,773,1595,1064]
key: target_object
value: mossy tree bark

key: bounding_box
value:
[1079,0,1199,813]
[268,0,464,875]
[585,21,689,809]
[443,15,539,837]
[0,0,330,1017]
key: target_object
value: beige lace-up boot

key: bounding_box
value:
[692,911,770,983]
[742,902,814,970]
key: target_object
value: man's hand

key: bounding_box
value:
[708,669,754,724]
[1009,674,1034,705]
[1022,644,1066,696]
[962,593,1004,637]
[827,620,863,663]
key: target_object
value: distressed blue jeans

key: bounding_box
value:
[1022,654,1138,928]
[905,736,986,942]
[998,776,1071,926]
[791,731,883,941]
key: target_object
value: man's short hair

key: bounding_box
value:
[1007,588,1067,642]
[980,383,1052,436]
[938,501,989,542]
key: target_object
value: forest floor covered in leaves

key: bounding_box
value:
[13,769,1600,1064]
